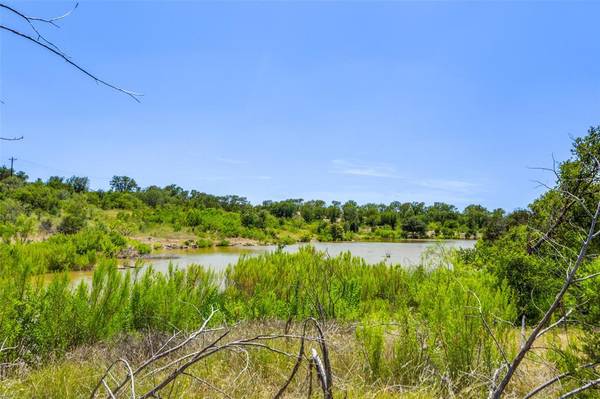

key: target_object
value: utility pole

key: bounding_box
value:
[0,137,23,177]
[9,157,16,176]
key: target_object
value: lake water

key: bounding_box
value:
[42,240,475,285]
[141,240,475,274]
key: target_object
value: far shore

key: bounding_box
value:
[120,235,477,260]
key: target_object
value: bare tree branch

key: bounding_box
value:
[523,361,600,399]
[574,271,600,283]
[490,200,600,398]
[528,155,600,254]
[26,2,79,26]
[0,3,66,52]
[558,376,600,399]
[538,308,573,338]
[0,2,142,102]
[92,314,335,399]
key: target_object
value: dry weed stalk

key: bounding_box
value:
[90,310,334,399]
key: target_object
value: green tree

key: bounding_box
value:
[342,200,360,233]
[139,186,168,208]
[241,210,266,229]
[402,217,426,238]
[483,209,507,241]
[110,176,139,193]
[47,176,67,190]
[462,204,490,236]
[360,203,381,228]
[0,166,27,181]
[66,176,90,193]
[57,197,89,234]
[327,201,342,222]
[329,222,345,241]
[380,211,398,229]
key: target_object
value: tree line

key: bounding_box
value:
[0,168,528,243]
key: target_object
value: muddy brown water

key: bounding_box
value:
[41,240,475,286]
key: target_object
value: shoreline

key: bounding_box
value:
[119,236,477,259]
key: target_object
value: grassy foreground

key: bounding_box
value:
[0,247,595,398]
[0,247,534,398]
[0,321,574,399]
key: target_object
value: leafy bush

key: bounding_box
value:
[0,261,221,362]
[130,240,152,255]
[466,226,561,320]
[216,239,230,247]
[196,238,213,248]
[0,227,129,273]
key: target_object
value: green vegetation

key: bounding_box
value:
[0,168,517,253]
[0,248,515,397]
[1,128,600,398]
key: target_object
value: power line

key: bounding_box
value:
[17,158,113,181]
[0,136,23,175]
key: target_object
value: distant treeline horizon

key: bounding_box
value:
[2,165,517,210]
[0,167,528,241]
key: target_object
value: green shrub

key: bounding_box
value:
[196,238,213,248]
[356,321,385,380]
[130,240,152,255]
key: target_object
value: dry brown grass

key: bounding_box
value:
[0,323,588,399]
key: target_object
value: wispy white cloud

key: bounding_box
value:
[299,190,400,204]
[329,159,400,178]
[215,157,247,165]
[392,190,482,206]
[194,175,271,182]
[417,179,478,193]
[324,159,485,206]
[395,178,484,206]
[194,176,230,182]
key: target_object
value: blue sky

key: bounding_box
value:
[1,1,599,210]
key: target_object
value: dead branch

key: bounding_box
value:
[137,330,230,399]
[311,309,334,399]
[0,2,141,102]
[108,307,220,397]
[92,313,335,399]
[558,376,600,399]
[490,200,600,398]
[89,358,136,399]
[574,271,600,283]
[26,2,79,26]
[537,308,573,338]
[528,156,599,255]
[138,332,316,398]
[523,361,600,399]
[101,379,116,399]
[0,3,67,52]
[274,317,332,398]
[274,321,309,399]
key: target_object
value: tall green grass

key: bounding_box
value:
[0,246,515,392]
[0,260,221,363]
[224,247,516,388]
[0,226,128,274]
